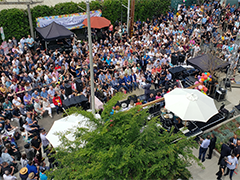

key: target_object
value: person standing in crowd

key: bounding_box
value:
[142,80,151,101]
[40,129,49,153]
[19,167,28,180]
[198,135,210,162]
[224,153,238,180]
[216,157,228,180]
[229,134,239,150]
[207,133,217,159]
[39,168,48,180]
[218,143,232,165]
[31,134,42,159]
[26,35,35,51]
[233,140,240,160]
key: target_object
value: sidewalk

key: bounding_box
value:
[188,148,240,180]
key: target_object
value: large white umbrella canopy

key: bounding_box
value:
[164,88,218,122]
[46,114,98,148]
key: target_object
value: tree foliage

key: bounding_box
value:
[0,8,29,41]
[31,5,54,27]
[0,0,170,41]
[47,93,201,180]
[53,2,80,15]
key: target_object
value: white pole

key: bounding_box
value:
[86,0,95,115]
[127,0,130,35]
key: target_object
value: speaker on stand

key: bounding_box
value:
[65,84,72,97]
[75,79,83,93]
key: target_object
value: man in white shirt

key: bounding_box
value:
[47,86,55,100]
[198,135,210,162]
[3,170,17,180]
[12,95,21,108]
[224,153,238,179]
[40,129,49,153]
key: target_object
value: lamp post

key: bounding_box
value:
[27,4,34,38]
[127,0,130,35]
[86,0,95,114]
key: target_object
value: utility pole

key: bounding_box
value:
[129,0,135,37]
[127,0,130,35]
[121,0,123,32]
[27,4,34,38]
[86,0,95,114]
[121,0,131,34]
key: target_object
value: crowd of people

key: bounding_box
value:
[0,0,239,179]
[199,134,240,180]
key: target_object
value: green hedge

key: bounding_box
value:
[0,0,170,41]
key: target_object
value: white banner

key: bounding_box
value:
[36,10,102,30]
[0,27,5,41]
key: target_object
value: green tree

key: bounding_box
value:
[47,94,201,180]
[0,8,29,41]
[31,5,54,28]
[53,2,80,15]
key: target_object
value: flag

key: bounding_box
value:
[0,27,5,41]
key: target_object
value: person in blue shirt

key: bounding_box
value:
[106,56,111,65]
[143,54,150,62]
[39,168,48,180]
[124,74,133,92]
[136,19,141,29]
[23,73,32,83]
[98,72,106,83]
[228,44,234,53]
[119,75,129,92]
[76,68,82,78]
[130,72,138,90]
[27,161,38,177]
[5,79,12,89]
[202,16,207,25]
[165,47,171,56]
[168,11,174,20]
[40,88,48,99]
[230,5,235,13]
[28,60,35,70]
[26,35,34,50]
[12,65,19,75]
[32,90,40,101]
[111,77,121,91]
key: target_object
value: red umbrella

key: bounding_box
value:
[82,16,111,29]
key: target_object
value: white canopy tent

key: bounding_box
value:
[46,114,99,148]
[164,88,218,122]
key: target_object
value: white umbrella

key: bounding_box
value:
[164,88,218,122]
[46,114,96,148]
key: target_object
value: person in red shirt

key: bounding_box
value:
[52,94,63,114]
[135,99,142,106]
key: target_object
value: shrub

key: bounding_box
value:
[0,8,29,41]
[221,129,231,135]
[0,0,171,40]
[226,121,237,131]
[235,130,240,136]
[215,139,221,152]
[236,117,240,124]
[219,124,227,131]
[31,5,54,28]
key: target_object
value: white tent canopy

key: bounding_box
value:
[164,88,218,122]
[46,114,97,148]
